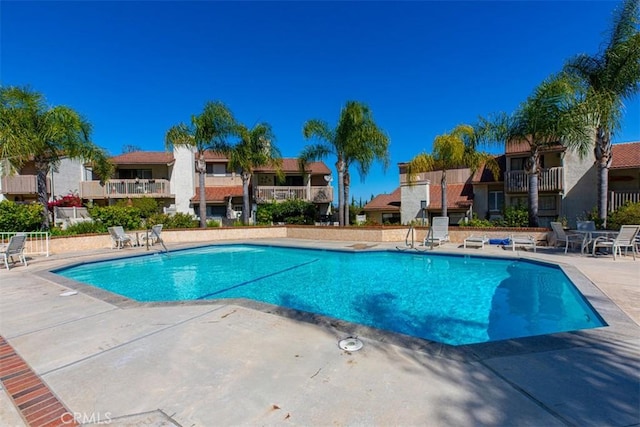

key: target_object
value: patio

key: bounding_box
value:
[0,239,638,426]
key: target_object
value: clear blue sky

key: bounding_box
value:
[2,1,638,203]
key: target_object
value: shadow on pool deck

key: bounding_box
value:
[1,239,638,426]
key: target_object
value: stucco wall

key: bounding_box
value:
[562,150,598,228]
[48,226,550,254]
[400,181,429,225]
[171,146,195,215]
[51,158,85,199]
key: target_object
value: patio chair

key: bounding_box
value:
[550,221,583,254]
[108,226,133,249]
[508,235,536,252]
[463,235,489,249]
[592,225,640,260]
[1,233,28,270]
[423,216,450,249]
[141,224,163,246]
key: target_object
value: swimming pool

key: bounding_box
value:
[54,244,605,346]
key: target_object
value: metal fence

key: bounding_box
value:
[0,232,50,257]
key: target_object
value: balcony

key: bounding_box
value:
[0,175,49,195]
[609,191,640,212]
[254,186,333,203]
[80,179,173,199]
[505,167,563,193]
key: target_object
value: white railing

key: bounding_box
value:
[80,179,171,199]
[0,232,50,257]
[254,186,333,203]
[505,167,564,193]
[609,191,640,212]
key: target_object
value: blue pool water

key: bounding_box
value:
[54,244,605,346]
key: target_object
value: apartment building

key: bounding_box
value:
[364,141,640,227]
[0,147,334,224]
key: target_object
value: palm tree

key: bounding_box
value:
[564,0,640,227]
[406,124,499,218]
[165,101,237,228]
[479,74,590,227]
[300,101,389,226]
[0,86,112,229]
[226,122,282,225]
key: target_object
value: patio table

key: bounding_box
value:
[571,230,618,255]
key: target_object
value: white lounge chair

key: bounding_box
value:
[592,225,640,260]
[463,235,489,249]
[508,235,536,252]
[1,233,28,269]
[550,221,582,254]
[108,226,133,249]
[142,224,163,246]
[423,216,450,249]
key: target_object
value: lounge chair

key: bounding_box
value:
[508,235,536,252]
[423,216,450,249]
[108,226,133,249]
[1,233,28,269]
[592,225,640,260]
[550,221,583,254]
[463,235,489,249]
[141,224,163,246]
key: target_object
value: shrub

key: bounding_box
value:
[47,193,82,212]
[166,212,199,229]
[607,202,640,230]
[206,219,221,228]
[146,212,198,229]
[461,214,493,228]
[88,205,142,230]
[115,197,159,219]
[257,200,317,225]
[50,220,107,236]
[494,205,529,227]
[0,201,43,232]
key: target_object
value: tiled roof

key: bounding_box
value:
[111,151,174,164]
[363,188,401,212]
[191,186,244,202]
[505,139,564,155]
[253,159,331,175]
[611,142,640,169]
[428,183,474,210]
[472,155,505,183]
[203,151,229,161]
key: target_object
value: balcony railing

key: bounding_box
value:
[0,175,49,195]
[254,186,333,203]
[505,167,564,193]
[79,179,172,199]
[609,191,640,212]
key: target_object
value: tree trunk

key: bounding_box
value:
[528,172,539,227]
[343,170,350,226]
[35,158,50,229]
[440,170,448,218]
[197,153,207,228]
[336,158,345,227]
[242,172,251,225]
[595,127,612,228]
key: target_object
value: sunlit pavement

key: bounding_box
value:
[1,239,638,426]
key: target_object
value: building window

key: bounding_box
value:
[539,195,556,210]
[119,169,152,179]
[284,176,304,186]
[381,213,401,224]
[510,157,526,171]
[488,191,504,212]
[206,163,227,176]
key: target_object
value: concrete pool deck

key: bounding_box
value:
[0,239,638,426]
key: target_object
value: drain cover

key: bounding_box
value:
[339,337,363,351]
